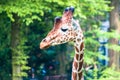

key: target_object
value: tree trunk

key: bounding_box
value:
[11,14,22,80]
[109,0,120,70]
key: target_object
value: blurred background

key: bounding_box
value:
[0,0,120,80]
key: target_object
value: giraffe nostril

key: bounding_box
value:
[42,39,46,42]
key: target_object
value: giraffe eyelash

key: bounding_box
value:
[61,28,68,32]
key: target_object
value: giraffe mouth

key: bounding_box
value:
[40,42,51,49]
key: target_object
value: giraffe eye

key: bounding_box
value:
[61,28,68,32]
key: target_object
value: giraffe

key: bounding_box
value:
[40,6,84,80]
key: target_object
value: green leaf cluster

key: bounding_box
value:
[0,0,120,80]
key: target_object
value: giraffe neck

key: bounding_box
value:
[72,31,84,80]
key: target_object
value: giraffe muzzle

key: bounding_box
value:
[40,38,51,49]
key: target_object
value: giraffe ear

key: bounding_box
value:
[73,22,77,30]
[72,19,79,30]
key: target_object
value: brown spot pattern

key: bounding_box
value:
[78,72,82,80]
[80,54,83,60]
[77,38,81,42]
[80,42,84,51]
[78,60,83,71]
[75,54,79,60]
[76,33,78,36]
[76,53,83,61]
[74,62,78,70]
[75,46,79,52]
[72,72,77,80]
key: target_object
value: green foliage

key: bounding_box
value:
[0,0,120,80]
[0,0,44,25]
[99,67,120,80]
[0,13,11,80]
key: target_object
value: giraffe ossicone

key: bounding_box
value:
[40,6,84,80]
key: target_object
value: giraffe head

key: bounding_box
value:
[40,7,81,49]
